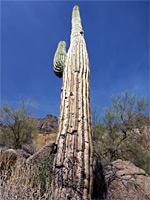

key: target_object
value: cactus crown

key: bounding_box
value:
[71,5,84,40]
[53,5,84,78]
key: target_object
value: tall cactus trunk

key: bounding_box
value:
[51,6,93,200]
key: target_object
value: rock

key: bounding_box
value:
[35,114,58,133]
[93,159,150,200]
[105,159,150,200]
[0,149,18,170]
[26,143,57,165]
[22,144,40,155]
[16,149,31,160]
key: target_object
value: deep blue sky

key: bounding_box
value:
[1,1,149,118]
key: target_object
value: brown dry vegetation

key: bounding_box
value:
[1,155,54,200]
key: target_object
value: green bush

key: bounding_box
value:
[92,91,150,174]
[0,98,37,149]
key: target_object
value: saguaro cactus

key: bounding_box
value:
[51,5,93,200]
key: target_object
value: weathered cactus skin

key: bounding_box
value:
[53,41,66,78]
[51,5,93,200]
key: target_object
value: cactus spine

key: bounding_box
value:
[51,5,93,200]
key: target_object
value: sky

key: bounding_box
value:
[1,1,149,118]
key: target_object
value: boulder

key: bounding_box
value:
[26,143,57,165]
[22,144,40,155]
[16,149,31,160]
[93,159,150,200]
[92,159,150,200]
[0,149,17,170]
[105,159,150,199]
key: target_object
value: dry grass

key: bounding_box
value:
[1,155,54,200]
[0,133,56,199]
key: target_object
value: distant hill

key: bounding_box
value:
[35,114,58,134]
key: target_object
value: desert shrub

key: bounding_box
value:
[0,128,12,147]
[0,98,37,149]
[92,91,150,174]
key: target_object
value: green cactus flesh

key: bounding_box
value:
[53,41,66,78]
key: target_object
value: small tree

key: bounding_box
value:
[0,98,37,149]
[93,91,150,173]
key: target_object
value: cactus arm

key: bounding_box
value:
[53,41,66,78]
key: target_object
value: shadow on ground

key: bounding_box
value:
[92,159,107,200]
